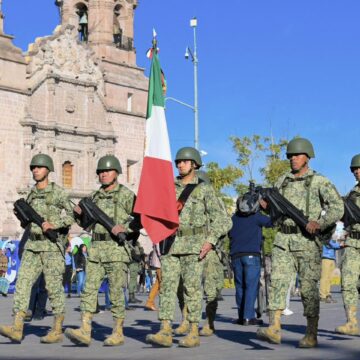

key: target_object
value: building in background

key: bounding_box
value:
[0,0,148,239]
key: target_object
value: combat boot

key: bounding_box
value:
[64,312,92,346]
[178,323,200,347]
[335,306,360,335]
[128,292,142,304]
[200,300,217,336]
[104,318,124,346]
[40,315,64,343]
[173,306,190,335]
[0,310,26,343]
[146,320,173,347]
[299,316,318,348]
[256,310,282,344]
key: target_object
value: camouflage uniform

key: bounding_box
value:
[159,175,232,323]
[80,184,136,320]
[268,169,343,317]
[14,183,73,315]
[341,184,360,307]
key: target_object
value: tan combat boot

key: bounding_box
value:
[335,306,360,335]
[200,300,217,336]
[256,310,282,344]
[299,316,318,348]
[104,318,125,346]
[173,307,190,335]
[179,322,200,347]
[64,312,92,346]
[40,315,64,343]
[0,311,26,343]
[146,320,173,347]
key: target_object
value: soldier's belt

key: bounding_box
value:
[279,224,300,234]
[176,226,206,237]
[29,233,47,241]
[349,231,360,240]
[93,233,113,242]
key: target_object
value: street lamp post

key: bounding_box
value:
[185,17,199,150]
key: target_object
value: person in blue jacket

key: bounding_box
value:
[229,185,272,325]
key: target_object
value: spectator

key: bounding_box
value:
[229,187,272,325]
[145,245,161,311]
[74,244,87,296]
[0,249,9,297]
[63,242,73,298]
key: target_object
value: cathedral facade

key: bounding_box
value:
[0,0,148,239]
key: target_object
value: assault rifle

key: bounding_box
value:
[258,187,334,241]
[77,197,127,244]
[13,198,58,242]
[342,192,360,230]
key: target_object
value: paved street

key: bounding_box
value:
[0,288,359,360]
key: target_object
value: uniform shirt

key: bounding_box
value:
[25,182,74,252]
[87,183,137,263]
[274,168,344,251]
[345,183,360,248]
[169,174,232,255]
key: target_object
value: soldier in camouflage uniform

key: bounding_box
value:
[146,147,232,348]
[65,155,140,346]
[257,138,343,348]
[174,170,226,337]
[335,154,360,335]
[0,154,74,344]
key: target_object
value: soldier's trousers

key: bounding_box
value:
[269,244,321,317]
[341,246,360,307]
[203,251,224,302]
[14,250,65,315]
[160,254,203,322]
[80,260,127,319]
[128,261,140,294]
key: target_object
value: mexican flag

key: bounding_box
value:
[134,46,179,244]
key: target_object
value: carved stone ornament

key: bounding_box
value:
[27,26,104,94]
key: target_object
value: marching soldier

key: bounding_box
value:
[65,155,140,346]
[257,138,343,348]
[0,154,74,343]
[335,154,360,335]
[146,147,232,348]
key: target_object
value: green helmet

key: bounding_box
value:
[286,137,315,158]
[30,154,54,172]
[350,154,360,170]
[175,147,202,168]
[96,155,122,174]
[196,170,210,184]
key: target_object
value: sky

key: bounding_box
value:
[2,0,360,194]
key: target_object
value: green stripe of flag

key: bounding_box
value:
[146,51,165,119]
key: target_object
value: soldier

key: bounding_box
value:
[0,154,74,343]
[335,154,360,335]
[174,170,227,337]
[146,147,232,348]
[127,240,144,304]
[256,138,343,348]
[65,155,140,346]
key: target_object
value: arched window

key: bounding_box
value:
[62,161,73,189]
[75,2,88,42]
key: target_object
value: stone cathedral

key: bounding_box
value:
[0,0,148,239]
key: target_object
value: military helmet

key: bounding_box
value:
[196,170,210,184]
[175,147,202,168]
[350,154,360,170]
[30,154,54,172]
[96,155,122,174]
[286,137,315,158]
